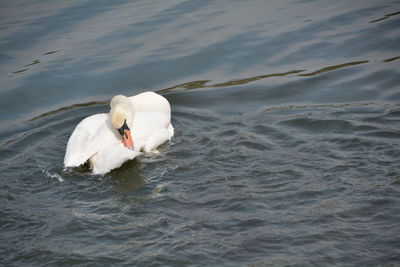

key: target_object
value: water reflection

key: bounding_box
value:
[12,69,28,74]
[109,160,145,192]
[42,50,60,55]
[369,11,400,23]
[28,101,107,122]
[212,70,305,87]
[159,60,372,93]
[24,60,40,67]
[298,61,368,77]
[383,56,400,62]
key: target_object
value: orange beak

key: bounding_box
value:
[121,129,133,149]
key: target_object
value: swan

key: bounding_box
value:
[64,91,174,175]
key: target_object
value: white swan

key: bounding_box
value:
[64,91,174,175]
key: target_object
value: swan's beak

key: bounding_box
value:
[118,120,133,149]
[122,129,133,149]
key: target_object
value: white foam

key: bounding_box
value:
[42,170,64,182]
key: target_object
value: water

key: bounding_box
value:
[1,0,400,266]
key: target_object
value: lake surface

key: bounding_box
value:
[1,0,400,266]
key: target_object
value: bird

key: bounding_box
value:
[64,91,174,175]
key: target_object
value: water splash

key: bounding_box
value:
[42,169,64,182]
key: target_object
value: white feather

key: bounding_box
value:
[89,144,142,175]
[64,91,174,174]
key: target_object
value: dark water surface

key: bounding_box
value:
[1,0,400,266]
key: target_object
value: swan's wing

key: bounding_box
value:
[168,123,174,140]
[128,91,171,117]
[131,111,173,152]
[132,111,170,139]
[128,91,174,147]
[89,144,142,175]
[64,113,119,167]
[143,128,171,152]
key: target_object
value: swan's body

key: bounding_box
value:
[64,91,174,174]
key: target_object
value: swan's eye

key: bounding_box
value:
[117,120,129,135]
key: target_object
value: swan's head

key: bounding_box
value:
[110,95,134,149]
